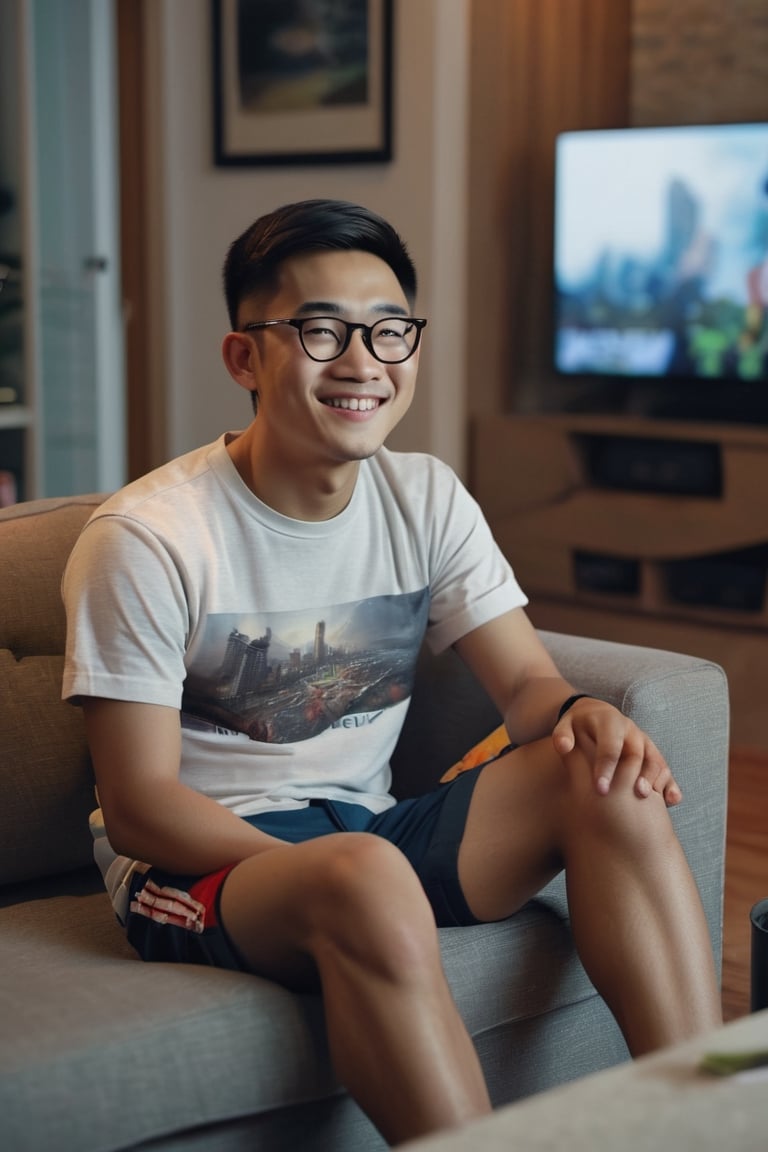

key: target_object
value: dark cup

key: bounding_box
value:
[750,898,768,1013]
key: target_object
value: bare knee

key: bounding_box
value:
[308,833,439,979]
[566,768,675,859]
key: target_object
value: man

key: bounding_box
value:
[63,199,721,1146]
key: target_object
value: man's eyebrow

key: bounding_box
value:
[295,301,409,317]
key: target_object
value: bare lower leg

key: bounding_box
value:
[563,785,722,1055]
[317,936,491,1145]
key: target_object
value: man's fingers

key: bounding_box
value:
[555,709,679,804]
[552,729,575,755]
[633,740,681,805]
[130,879,206,932]
[591,725,645,795]
[664,778,683,806]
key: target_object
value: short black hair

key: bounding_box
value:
[222,199,417,328]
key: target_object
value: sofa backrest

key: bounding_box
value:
[0,494,105,886]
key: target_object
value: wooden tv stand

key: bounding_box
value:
[471,412,768,748]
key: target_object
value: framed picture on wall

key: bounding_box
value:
[212,0,394,166]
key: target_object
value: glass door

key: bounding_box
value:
[30,0,125,493]
[22,0,125,498]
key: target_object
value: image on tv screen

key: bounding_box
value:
[554,123,768,383]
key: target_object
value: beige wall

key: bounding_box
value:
[143,0,470,476]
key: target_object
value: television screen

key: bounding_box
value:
[554,123,768,385]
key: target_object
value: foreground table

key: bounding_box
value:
[403,1010,768,1151]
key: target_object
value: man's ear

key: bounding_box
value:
[222,331,257,393]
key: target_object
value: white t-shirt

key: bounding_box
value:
[62,435,526,906]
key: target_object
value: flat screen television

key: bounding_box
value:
[553,122,768,419]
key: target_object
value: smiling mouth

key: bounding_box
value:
[322,397,381,411]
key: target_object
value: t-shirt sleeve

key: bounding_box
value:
[424,467,528,653]
[61,514,189,707]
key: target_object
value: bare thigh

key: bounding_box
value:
[458,734,680,923]
[457,738,571,922]
[219,830,438,991]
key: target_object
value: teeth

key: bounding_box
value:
[325,397,379,411]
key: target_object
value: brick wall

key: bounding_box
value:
[631,0,768,125]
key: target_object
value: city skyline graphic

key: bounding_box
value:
[182,588,429,744]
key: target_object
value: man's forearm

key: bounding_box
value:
[101,777,284,875]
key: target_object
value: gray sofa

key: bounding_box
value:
[0,493,729,1152]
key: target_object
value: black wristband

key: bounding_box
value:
[557,693,592,722]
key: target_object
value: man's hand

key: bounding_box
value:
[452,609,682,808]
[130,877,206,933]
[552,697,682,806]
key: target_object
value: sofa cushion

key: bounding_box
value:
[0,877,613,1152]
[0,495,104,885]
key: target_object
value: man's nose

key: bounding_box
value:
[335,327,381,373]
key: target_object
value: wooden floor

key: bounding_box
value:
[721,746,767,1021]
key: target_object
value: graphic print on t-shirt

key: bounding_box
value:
[181,589,429,744]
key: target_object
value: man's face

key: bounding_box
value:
[238,248,420,471]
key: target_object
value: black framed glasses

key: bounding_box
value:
[242,315,427,364]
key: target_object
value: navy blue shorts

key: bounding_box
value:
[125,767,485,971]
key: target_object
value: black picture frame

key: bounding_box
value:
[212,0,393,167]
